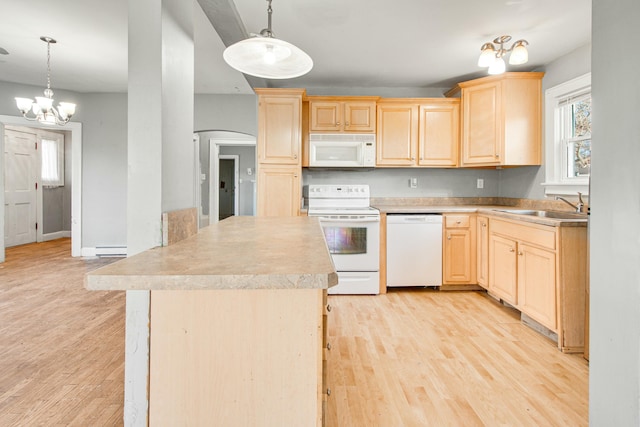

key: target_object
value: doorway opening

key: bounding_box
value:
[194,130,256,228]
[1,116,82,262]
[218,155,239,221]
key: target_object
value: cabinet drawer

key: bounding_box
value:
[445,215,470,228]
[491,219,556,250]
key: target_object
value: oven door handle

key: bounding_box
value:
[318,217,380,223]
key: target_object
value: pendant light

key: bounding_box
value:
[15,37,76,126]
[223,0,313,79]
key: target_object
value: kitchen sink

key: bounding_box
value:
[495,209,588,220]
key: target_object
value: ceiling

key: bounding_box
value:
[0,0,591,96]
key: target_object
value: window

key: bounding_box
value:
[543,73,591,196]
[40,133,64,187]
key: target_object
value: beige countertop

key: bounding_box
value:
[85,216,339,291]
[373,201,588,227]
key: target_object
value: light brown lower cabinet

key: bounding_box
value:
[442,214,477,287]
[488,218,587,353]
[149,288,328,426]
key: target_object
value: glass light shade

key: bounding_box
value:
[36,96,54,112]
[58,102,76,118]
[477,44,496,67]
[488,57,506,75]
[223,36,312,79]
[15,97,34,112]
[509,43,529,65]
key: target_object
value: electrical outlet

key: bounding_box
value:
[410,177,418,189]
[477,178,484,189]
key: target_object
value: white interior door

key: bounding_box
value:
[4,129,37,247]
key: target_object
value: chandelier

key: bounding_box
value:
[223,0,313,79]
[477,35,529,75]
[15,37,76,126]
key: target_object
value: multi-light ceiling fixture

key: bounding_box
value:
[477,35,529,75]
[223,0,313,79]
[15,37,76,126]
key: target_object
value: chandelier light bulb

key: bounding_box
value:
[509,40,529,65]
[478,43,496,67]
[488,57,506,75]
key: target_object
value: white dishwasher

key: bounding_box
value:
[386,214,443,287]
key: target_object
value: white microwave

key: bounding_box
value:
[308,134,376,167]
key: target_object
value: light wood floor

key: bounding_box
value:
[0,239,124,426]
[0,239,588,426]
[326,290,589,426]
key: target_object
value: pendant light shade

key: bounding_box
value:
[223,36,313,79]
[223,0,312,79]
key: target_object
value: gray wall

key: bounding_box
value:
[194,94,257,135]
[304,168,499,198]
[499,43,592,200]
[79,93,128,247]
[590,0,640,424]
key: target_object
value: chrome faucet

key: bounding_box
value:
[555,192,585,213]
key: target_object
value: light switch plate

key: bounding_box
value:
[477,178,484,189]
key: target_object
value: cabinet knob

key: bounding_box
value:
[336,122,341,126]
[496,153,500,158]
[326,304,332,312]
[509,248,515,252]
[326,342,331,350]
[345,121,350,126]
[294,154,298,159]
[518,251,524,256]
[456,221,461,224]
[411,157,415,161]
[447,234,451,240]
[482,223,487,227]
[326,388,331,396]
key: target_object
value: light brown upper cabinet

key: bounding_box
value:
[308,96,378,133]
[446,72,544,167]
[376,98,459,167]
[257,88,304,165]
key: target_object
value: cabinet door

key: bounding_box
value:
[376,103,418,166]
[517,243,557,331]
[258,96,301,164]
[309,101,341,132]
[418,102,459,167]
[443,229,473,283]
[257,166,301,217]
[461,81,502,165]
[344,101,376,132]
[476,216,489,289]
[489,234,517,305]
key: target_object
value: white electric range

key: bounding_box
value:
[306,184,380,295]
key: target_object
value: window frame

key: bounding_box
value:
[39,131,65,188]
[542,73,591,196]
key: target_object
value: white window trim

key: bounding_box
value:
[542,72,591,196]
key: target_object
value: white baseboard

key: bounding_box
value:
[42,231,71,241]
[82,246,128,257]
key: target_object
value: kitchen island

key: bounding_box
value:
[86,216,338,426]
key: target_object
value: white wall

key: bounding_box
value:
[590,0,640,424]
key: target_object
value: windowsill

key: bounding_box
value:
[542,182,589,197]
